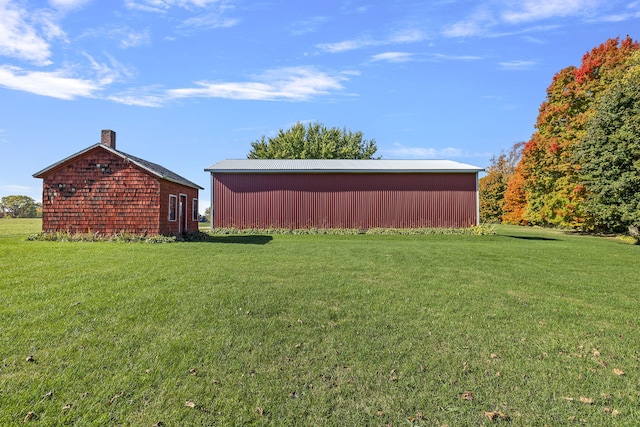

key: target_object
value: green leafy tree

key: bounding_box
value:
[576,51,640,233]
[1,195,38,218]
[479,142,523,223]
[248,122,378,159]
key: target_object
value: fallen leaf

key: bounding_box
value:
[461,391,474,401]
[603,407,621,416]
[579,397,594,405]
[592,349,601,357]
[613,368,625,376]
[256,407,266,416]
[490,353,500,359]
[563,397,574,401]
[483,410,509,421]
[108,391,125,405]
[185,400,196,408]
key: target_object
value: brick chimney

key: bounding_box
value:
[101,129,116,149]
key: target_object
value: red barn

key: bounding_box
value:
[205,159,483,229]
[33,130,203,236]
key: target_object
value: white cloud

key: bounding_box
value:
[79,26,151,49]
[289,16,330,36]
[180,12,240,30]
[371,52,415,63]
[82,53,135,85]
[49,0,92,9]
[442,7,495,37]
[107,92,166,107]
[498,60,537,70]
[0,65,100,99]
[383,143,463,158]
[383,143,489,159]
[119,29,152,48]
[125,0,226,13]
[125,0,239,30]
[0,1,62,65]
[389,29,426,44]
[317,28,427,53]
[317,38,376,53]
[430,53,483,61]
[502,0,601,23]
[0,51,132,100]
[2,184,34,192]
[444,0,611,38]
[167,66,350,101]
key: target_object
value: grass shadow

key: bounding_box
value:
[200,235,273,245]
[504,235,558,241]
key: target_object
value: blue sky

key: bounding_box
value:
[1,0,639,212]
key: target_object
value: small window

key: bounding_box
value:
[192,198,198,221]
[169,195,177,221]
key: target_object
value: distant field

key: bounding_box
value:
[1,218,638,425]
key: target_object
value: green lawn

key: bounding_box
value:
[1,219,638,426]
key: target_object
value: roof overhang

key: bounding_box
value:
[205,159,484,174]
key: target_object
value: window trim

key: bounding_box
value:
[168,194,177,222]
[192,198,199,221]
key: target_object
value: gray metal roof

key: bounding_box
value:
[205,159,483,173]
[34,143,203,190]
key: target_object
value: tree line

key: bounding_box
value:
[0,195,41,218]
[480,36,640,235]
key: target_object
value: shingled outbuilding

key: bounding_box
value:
[205,159,483,230]
[33,130,203,236]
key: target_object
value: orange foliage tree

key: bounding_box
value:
[479,142,523,223]
[504,36,639,227]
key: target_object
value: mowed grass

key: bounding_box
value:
[1,219,639,426]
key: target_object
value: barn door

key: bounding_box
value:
[179,194,187,234]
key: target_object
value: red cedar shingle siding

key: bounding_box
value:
[159,181,199,235]
[213,172,478,229]
[40,147,199,235]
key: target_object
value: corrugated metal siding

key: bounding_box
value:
[213,173,478,229]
